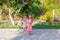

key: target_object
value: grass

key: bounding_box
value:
[33,22,60,29]
[0,21,60,29]
[0,21,23,29]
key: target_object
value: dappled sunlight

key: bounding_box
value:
[58,29,60,34]
[0,29,60,40]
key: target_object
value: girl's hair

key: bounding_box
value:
[28,15,32,19]
[22,15,27,20]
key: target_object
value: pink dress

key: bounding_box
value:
[27,19,32,32]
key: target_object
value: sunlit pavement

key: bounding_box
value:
[0,29,60,40]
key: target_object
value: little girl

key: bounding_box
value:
[27,15,33,35]
[22,16,27,30]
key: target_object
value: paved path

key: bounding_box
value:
[0,29,60,40]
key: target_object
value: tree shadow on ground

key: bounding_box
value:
[11,29,59,40]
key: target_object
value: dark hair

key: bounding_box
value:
[22,15,27,20]
[28,15,33,19]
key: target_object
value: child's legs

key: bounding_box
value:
[23,27,26,31]
[28,31,32,35]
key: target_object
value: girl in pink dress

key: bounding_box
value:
[27,15,33,35]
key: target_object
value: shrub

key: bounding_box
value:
[45,11,53,22]
[55,8,60,20]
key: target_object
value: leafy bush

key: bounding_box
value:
[55,8,60,20]
[33,22,60,29]
[39,11,53,22]
[45,11,53,22]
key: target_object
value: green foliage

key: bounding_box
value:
[0,0,46,18]
[46,0,60,10]
[0,21,23,29]
[2,5,8,16]
[39,11,53,22]
[33,22,60,29]
[1,21,60,29]
[45,11,53,22]
[0,0,60,20]
[55,8,60,20]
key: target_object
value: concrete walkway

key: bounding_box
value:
[0,29,60,40]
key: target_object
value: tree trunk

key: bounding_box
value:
[51,9,55,23]
[9,8,15,26]
[42,0,46,8]
[0,10,2,20]
[53,9,55,21]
